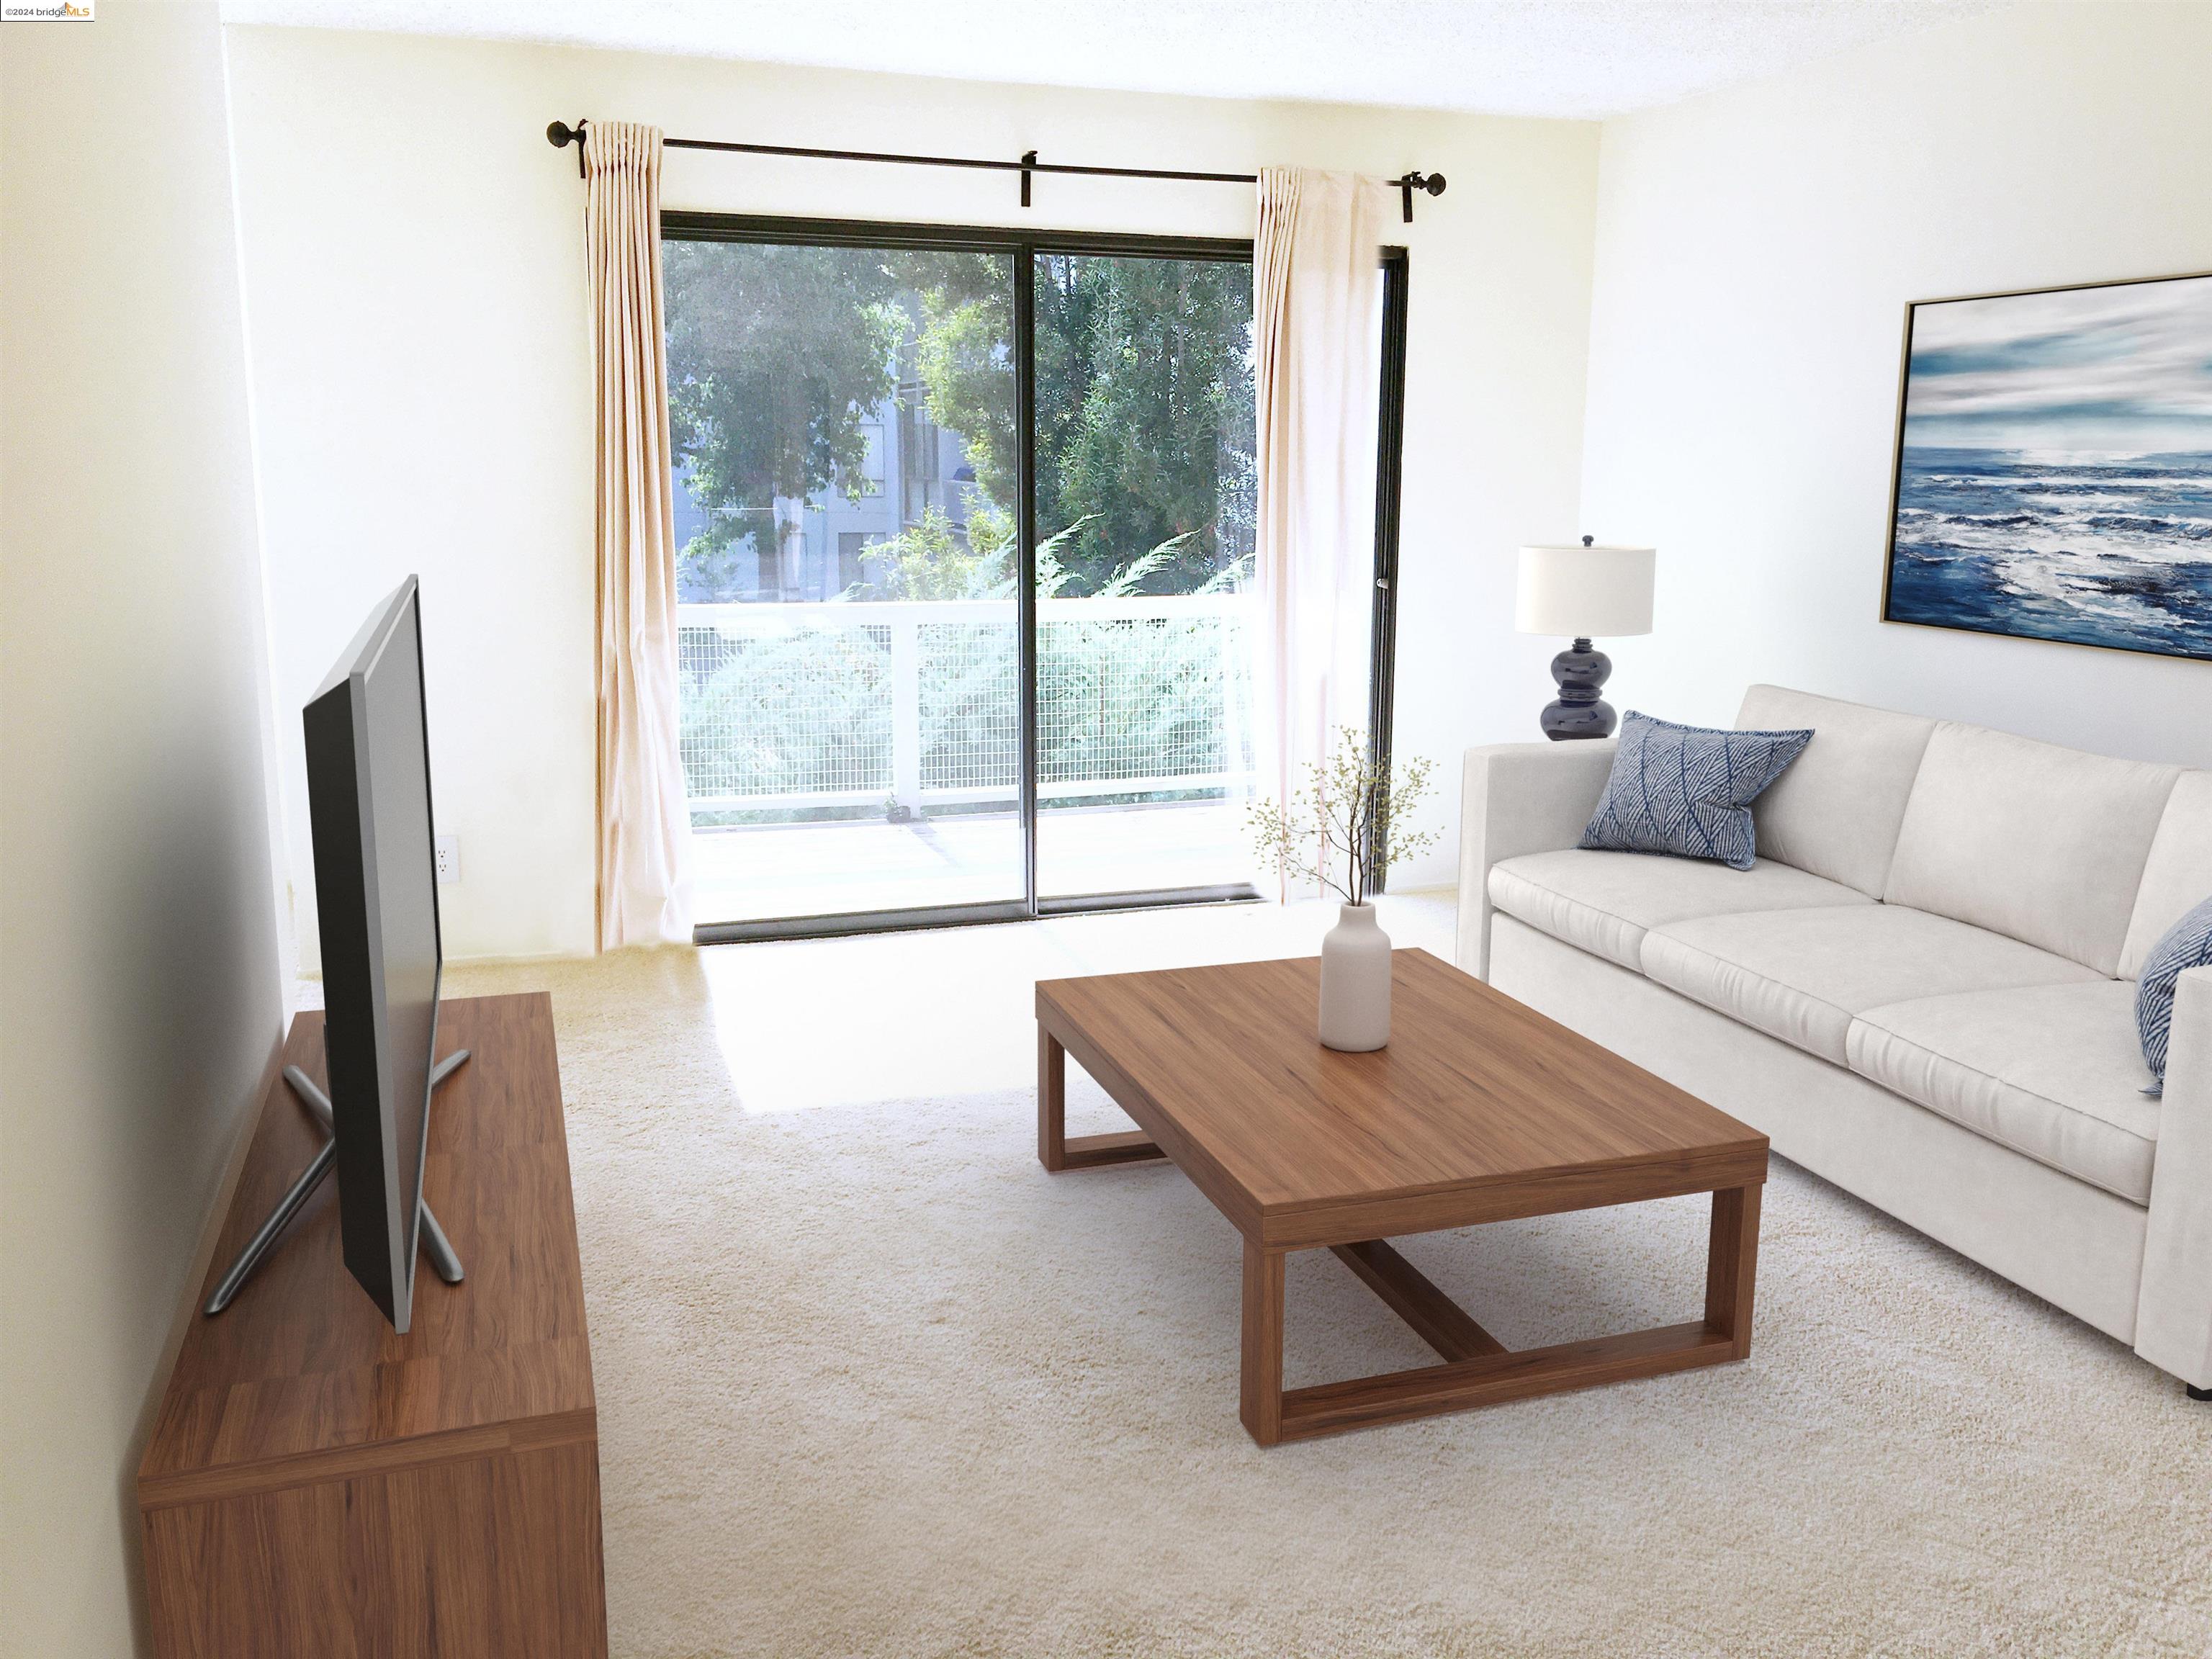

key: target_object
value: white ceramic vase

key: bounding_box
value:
[1319,902,1391,1051]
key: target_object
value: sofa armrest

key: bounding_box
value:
[2137,963,2212,1391]
[1455,740,1617,980]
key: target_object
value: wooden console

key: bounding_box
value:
[137,993,606,1657]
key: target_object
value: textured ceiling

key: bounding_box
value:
[220,0,1992,120]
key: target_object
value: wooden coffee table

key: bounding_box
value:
[1036,948,1768,1444]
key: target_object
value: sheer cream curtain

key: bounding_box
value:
[1251,167,1388,871]
[583,120,694,948]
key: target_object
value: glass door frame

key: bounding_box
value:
[1366,245,1411,896]
[665,212,1408,943]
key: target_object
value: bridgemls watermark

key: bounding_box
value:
[3,1,96,17]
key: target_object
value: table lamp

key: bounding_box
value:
[1515,536,1655,739]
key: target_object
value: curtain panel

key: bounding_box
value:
[1251,167,1388,879]
[583,120,694,948]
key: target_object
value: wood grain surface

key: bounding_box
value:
[141,994,594,1502]
[140,1437,606,1659]
[1328,1240,1506,1362]
[1036,949,1768,1246]
[1275,1321,1736,1440]
[1038,950,1769,1444]
[138,993,606,1655]
[1038,1028,1166,1172]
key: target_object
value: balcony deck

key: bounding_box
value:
[690,799,1255,925]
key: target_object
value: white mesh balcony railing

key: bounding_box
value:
[676,595,1255,817]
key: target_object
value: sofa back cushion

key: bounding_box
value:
[1885,722,2180,976]
[2120,769,2212,980]
[1736,685,1936,896]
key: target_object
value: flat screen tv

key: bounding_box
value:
[303,575,445,1331]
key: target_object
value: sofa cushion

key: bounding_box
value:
[1884,722,2179,976]
[1848,981,2161,1202]
[1641,904,2102,1064]
[1737,685,1936,899]
[1487,848,1871,972]
[1578,711,1812,871]
[2119,769,2212,981]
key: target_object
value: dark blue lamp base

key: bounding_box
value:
[1540,637,1616,740]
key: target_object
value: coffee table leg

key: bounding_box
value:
[1035,1020,1167,1174]
[1264,1179,1766,1441]
[1240,1240,1285,1447]
[1038,1028,1067,1171]
[1705,1181,1762,1360]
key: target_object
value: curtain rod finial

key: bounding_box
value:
[549,120,588,178]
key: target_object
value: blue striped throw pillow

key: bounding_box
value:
[2137,894,2212,1097]
[1579,711,1814,872]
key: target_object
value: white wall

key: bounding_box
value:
[0,5,289,1655]
[220,27,1601,959]
[1579,1,2212,766]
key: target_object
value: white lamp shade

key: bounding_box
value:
[1515,543,1656,638]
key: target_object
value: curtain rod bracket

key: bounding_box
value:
[1391,171,1446,224]
[1020,149,1037,209]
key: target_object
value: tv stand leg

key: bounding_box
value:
[203,1048,473,1316]
[416,1049,467,1277]
[418,1202,464,1283]
[202,1139,336,1314]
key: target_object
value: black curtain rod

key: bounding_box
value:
[544,120,1445,222]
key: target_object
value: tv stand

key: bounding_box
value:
[202,1046,472,1315]
[140,994,606,1655]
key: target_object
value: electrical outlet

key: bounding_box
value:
[433,835,461,884]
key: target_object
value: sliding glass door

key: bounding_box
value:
[662,215,1397,940]
[664,237,1025,926]
[1032,251,1259,901]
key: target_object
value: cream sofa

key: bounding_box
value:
[1457,685,2212,1395]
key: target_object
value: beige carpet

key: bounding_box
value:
[445,945,2212,1658]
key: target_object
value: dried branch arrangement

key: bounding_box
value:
[1248,727,1439,907]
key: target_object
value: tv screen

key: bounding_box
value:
[302,576,444,1332]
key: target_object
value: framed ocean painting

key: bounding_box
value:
[1882,270,2212,661]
